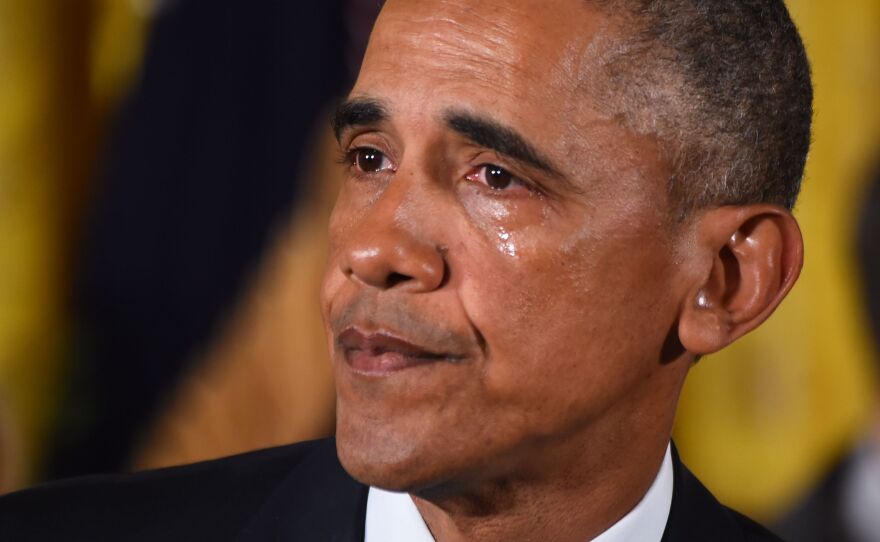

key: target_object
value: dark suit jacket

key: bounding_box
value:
[0,439,781,541]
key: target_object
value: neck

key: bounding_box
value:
[412,429,671,542]
[409,352,690,542]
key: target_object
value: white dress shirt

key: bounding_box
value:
[365,443,674,542]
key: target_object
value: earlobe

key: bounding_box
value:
[679,275,734,356]
[677,205,803,357]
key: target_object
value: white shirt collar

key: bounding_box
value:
[364,443,674,542]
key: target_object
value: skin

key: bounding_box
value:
[320,1,804,540]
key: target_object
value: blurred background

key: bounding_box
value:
[0,0,877,538]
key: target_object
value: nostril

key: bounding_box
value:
[386,272,411,288]
[341,237,446,292]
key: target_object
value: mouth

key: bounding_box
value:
[337,327,463,375]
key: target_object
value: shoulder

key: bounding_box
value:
[662,445,784,542]
[0,438,346,541]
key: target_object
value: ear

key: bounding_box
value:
[678,205,804,356]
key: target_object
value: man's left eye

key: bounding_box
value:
[466,164,525,191]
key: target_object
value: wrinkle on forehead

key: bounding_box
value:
[372,8,520,87]
[404,15,521,68]
[373,0,602,90]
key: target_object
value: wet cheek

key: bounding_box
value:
[458,188,548,260]
[459,190,509,228]
[456,197,592,338]
[496,228,517,257]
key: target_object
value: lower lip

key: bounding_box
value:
[345,350,442,375]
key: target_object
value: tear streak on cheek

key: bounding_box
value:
[460,196,521,259]
[481,199,511,221]
[497,228,518,258]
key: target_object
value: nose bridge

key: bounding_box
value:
[390,172,442,236]
[364,169,433,241]
[341,171,446,292]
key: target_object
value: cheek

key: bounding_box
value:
[457,220,679,412]
[457,185,553,260]
[457,230,589,390]
[321,194,363,318]
[329,180,372,236]
[456,253,608,440]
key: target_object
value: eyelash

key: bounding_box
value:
[335,147,364,167]
[338,145,540,196]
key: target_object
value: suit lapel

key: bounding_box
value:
[661,444,746,542]
[237,439,369,542]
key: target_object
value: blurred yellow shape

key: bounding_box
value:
[0,0,146,489]
[675,0,880,521]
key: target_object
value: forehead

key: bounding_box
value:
[357,0,609,126]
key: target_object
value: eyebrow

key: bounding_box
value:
[442,109,566,181]
[333,98,390,141]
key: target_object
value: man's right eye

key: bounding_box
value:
[350,147,394,174]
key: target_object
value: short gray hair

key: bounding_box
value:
[585,0,813,217]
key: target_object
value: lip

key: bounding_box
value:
[337,327,460,375]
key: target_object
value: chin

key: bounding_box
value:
[334,412,466,493]
[336,420,423,490]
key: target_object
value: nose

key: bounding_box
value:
[344,239,446,292]
[339,192,446,293]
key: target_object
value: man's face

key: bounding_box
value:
[322,0,694,491]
